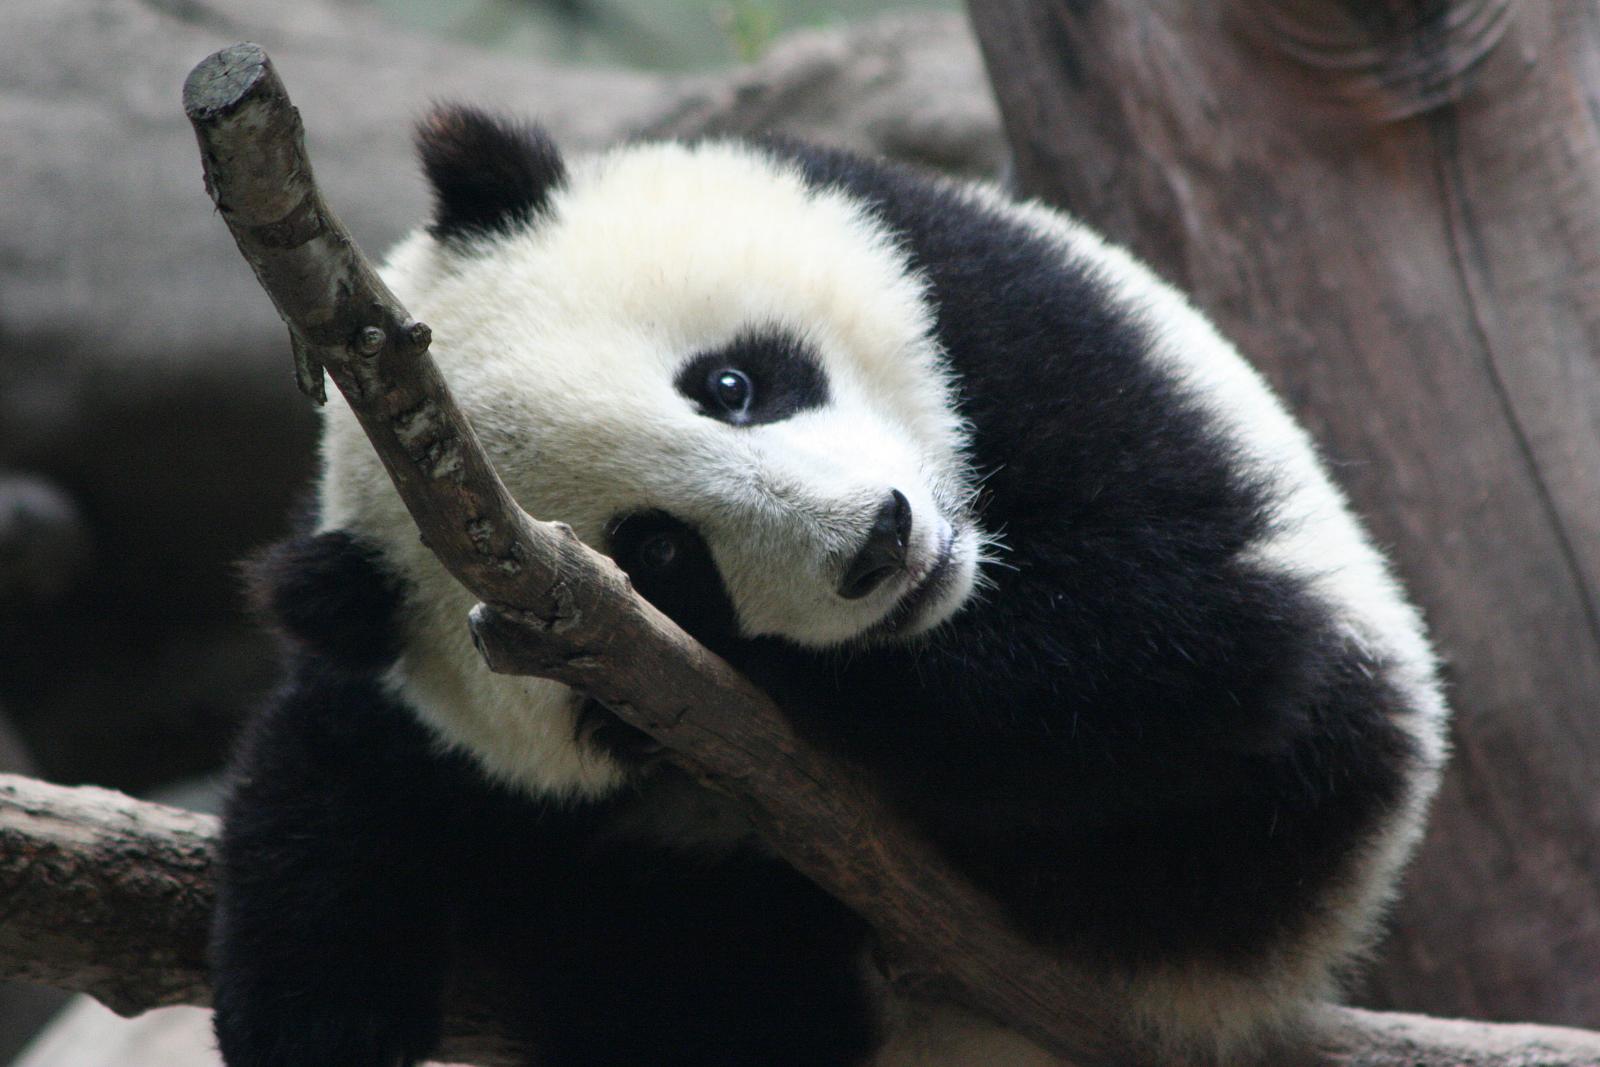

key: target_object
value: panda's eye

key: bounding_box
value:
[708,367,754,418]
[675,333,826,427]
[637,532,682,572]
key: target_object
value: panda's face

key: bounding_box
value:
[342,123,986,650]
[591,324,979,648]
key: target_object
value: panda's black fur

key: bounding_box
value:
[212,111,1443,1067]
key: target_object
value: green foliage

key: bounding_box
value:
[714,0,781,62]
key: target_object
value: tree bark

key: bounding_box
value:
[967,0,1600,1027]
[0,776,213,1017]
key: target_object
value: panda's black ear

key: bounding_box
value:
[416,104,567,242]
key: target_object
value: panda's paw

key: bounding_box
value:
[573,697,665,771]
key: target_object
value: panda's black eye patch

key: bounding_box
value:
[605,510,739,653]
[676,328,829,426]
[608,511,698,578]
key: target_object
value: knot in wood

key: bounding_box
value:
[1239,0,1515,118]
[355,325,386,356]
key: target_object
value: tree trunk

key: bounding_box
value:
[967,0,1600,1026]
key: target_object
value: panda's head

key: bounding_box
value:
[320,108,988,657]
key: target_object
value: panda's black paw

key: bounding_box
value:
[573,697,665,770]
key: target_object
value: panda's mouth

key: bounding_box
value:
[870,525,958,638]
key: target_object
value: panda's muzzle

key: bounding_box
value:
[837,489,912,600]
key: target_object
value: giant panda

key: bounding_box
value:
[211,106,1449,1067]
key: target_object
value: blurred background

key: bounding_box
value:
[377,0,952,67]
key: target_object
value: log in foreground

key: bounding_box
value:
[163,39,1599,1067]
[4,773,1600,1066]
[0,775,212,1017]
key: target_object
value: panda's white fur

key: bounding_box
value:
[231,127,1449,1067]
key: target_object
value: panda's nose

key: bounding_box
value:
[838,490,912,599]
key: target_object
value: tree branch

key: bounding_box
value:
[0,775,211,1017]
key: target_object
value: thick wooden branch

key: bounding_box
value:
[0,773,520,1064]
[0,775,212,1017]
[1307,1007,1600,1067]
[4,773,1600,1066]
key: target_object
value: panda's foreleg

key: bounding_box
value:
[515,838,880,1067]
[211,670,457,1067]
